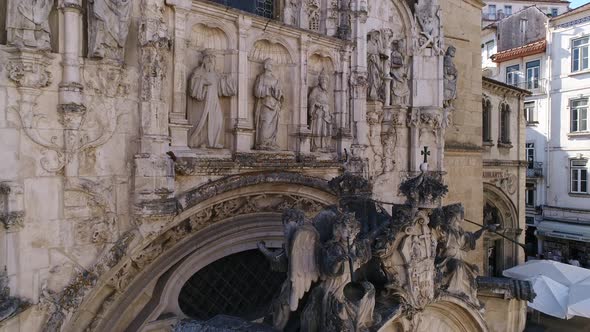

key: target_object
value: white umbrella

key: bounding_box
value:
[503,260,590,286]
[528,275,571,319]
[568,276,590,318]
[503,260,590,319]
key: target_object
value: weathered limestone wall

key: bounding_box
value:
[440,0,486,270]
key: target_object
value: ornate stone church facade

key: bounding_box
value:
[0,0,530,331]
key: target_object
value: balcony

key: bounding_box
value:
[506,79,547,94]
[527,162,543,178]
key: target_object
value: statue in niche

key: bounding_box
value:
[431,203,496,305]
[308,69,332,152]
[88,0,132,61]
[390,40,410,107]
[443,46,458,108]
[188,51,236,149]
[254,58,284,151]
[258,208,375,331]
[6,0,53,50]
[284,0,299,26]
[367,30,383,101]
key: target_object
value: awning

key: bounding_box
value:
[536,221,590,243]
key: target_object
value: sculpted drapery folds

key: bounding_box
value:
[390,40,410,107]
[258,209,375,332]
[88,0,132,61]
[6,0,53,50]
[188,51,236,149]
[432,203,495,306]
[367,30,383,101]
[443,46,458,108]
[308,69,332,152]
[254,58,284,151]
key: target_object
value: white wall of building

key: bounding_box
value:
[547,12,590,213]
[483,0,569,23]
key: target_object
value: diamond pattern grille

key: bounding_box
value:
[178,249,286,321]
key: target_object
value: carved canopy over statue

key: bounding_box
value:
[88,0,132,61]
[255,172,495,331]
[6,0,53,50]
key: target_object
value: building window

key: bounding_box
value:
[210,0,275,19]
[526,142,535,164]
[485,40,495,59]
[482,99,492,142]
[571,98,588,133]
[526,216,535,225]
[524,101,537,124]
[500,103,511,144]
[525,184,535,207]
[505,5,513,15]
[488,5,497,20]
[572,37,589,72]
[571,159,588,194]
[506,65,520,86]
[551,8,559,17]
[526,60,540,90]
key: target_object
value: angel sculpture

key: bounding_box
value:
[258,208,375,331]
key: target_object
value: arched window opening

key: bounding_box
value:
[499,103,511,145]
[210,0,276,19]
[178,249,286,321]
[482,99,492,143]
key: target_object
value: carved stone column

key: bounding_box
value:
[167,0,193,149]
[59,0,86,177]
[297,34,312,154]
[233,15,254,152]
[134,0,175,220]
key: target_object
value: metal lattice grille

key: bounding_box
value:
[209,0,275,19]
[178,250,286,321]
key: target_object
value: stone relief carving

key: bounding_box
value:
[443,46,458,109]
[188,51,236,149]
[0,267,27,322]
[308,0,321,31]
[6,0,53,50]
[254,58,284,151]
[367,29,394,101]
[414,0,443,55]
[390,40,410,107]
[308,69,333,152]
[258,208,375,331]
[88,0,132,61]
[83,62,130,98]
[284,0,301,26]
[0,183,25,230]
[430,204,496,305]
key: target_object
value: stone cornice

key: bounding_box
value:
[483,77,532,97]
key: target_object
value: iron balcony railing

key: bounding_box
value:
[506,79,547,94]
[527,161,543,178]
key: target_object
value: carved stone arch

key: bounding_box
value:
[368,0,416,51]
[59,172,337,332]
[189,21,237,50]
[378,296,488,332]
[247,37,296,65]
[307,46,341,68]
[483,183,521,277]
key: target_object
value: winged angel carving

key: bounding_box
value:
[258,208,375,331]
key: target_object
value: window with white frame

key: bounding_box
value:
[526,60,540,90]
[551,8,558,17]
[526,143,535,164]
[571,159,588,194]
[571,98,588,133]
[524,101,537,124]
[506,65,520,86]
[572,37,589,72]
[505,5,513,15]
[488,5,497,19]
[485,40,495,59]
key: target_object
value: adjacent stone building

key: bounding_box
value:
[0,0,532,331]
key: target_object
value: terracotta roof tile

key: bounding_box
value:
[492,39,547,63]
